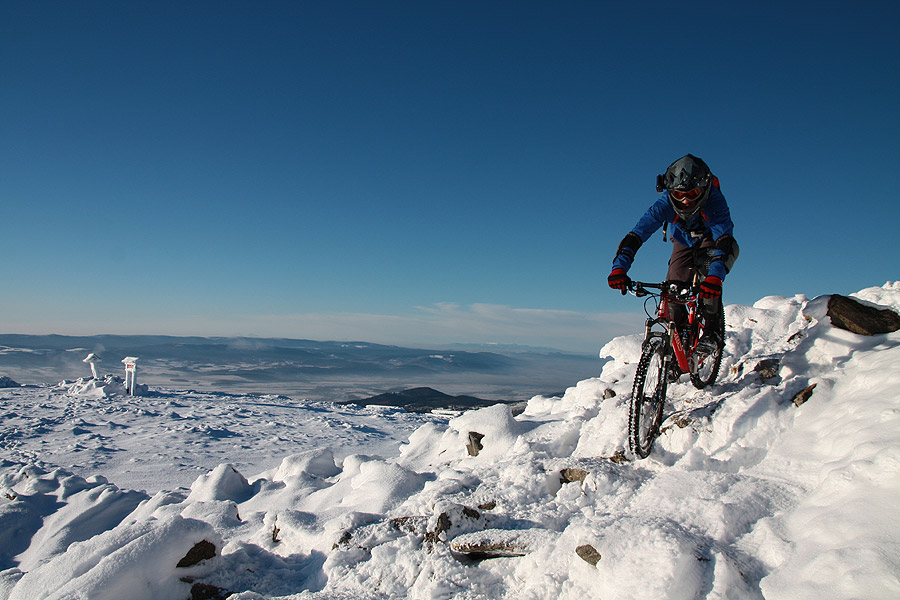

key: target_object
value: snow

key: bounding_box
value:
[2,282,900,599]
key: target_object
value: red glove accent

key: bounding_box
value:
[699,276,723,299]
[608,268,631,294]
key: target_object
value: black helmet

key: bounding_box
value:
[656,154,712,220]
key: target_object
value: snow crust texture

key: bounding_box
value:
[2,283,900,599]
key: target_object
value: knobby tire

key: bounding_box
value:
[630,335,668,458]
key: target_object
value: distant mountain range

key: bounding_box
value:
[0,333,516,376]
[341,386,522,414]
[0,334,600,404]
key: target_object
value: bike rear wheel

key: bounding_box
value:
[630,334,668,458]
[690,299,725,389]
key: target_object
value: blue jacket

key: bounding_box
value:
[612,185,734,281]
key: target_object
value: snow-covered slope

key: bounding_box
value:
[1,283,899,600]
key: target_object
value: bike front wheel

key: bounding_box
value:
[630,334,668,458]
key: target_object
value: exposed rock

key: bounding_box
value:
[477,500,497,511]
[607,450,629,464]
[177,540,217,568]
[389,515,428,535]
[788,330,804,343]
[425,512,452,545]
[334,516,429,551]
[602,388,616,399]
[754,358,781,380]
[451,539,528,557]
[827,294,900,336]
[451,528,556,558]
[792,383,817,407]
[673,416,693,429]
[332,530,353,549]
[426,502,486,545]
[187,581,230,600]
[466,431,485,456]
[576,544,602,566]
[560,468,589,484]
[462,507,481,519]
[271,516,281,543]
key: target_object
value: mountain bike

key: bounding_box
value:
[626,280,725,458]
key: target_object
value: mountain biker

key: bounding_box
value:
[607,154,739,352]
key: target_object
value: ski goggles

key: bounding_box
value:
[670,187,703,203]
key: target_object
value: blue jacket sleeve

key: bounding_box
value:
[612,188,736,281]
[702,187,734,281]
[611,197,672,272]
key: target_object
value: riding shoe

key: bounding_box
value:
[695,329,723,356]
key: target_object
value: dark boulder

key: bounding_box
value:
[176,540,217,568]
[826,295,900,336]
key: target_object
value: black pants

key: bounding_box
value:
[666,238,720,325]
[666,237,715,283]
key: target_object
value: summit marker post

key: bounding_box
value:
[122,356,139,395]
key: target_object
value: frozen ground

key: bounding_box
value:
[0,384,440,494]
[1,283,899,599]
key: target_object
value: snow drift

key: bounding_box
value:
[1,283,899,599]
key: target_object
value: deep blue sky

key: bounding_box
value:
[2,1,898,352]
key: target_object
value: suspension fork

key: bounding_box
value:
[642,315,682,376]
[669,321,691,373]
[658,292,691,372]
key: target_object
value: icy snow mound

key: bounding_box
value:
[59,375,148,398]
[1,282,899,599]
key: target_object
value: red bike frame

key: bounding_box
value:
[636,281,702,375]
[661,292,699,373]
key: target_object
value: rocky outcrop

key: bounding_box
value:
[176,540,217,568]
[426,502,487,545]
[827,294,900,335]
[450,528,558,558]
[451,533,530,557]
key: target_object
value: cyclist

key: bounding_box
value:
[607,154,739,353]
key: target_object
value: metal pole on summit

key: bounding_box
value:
[122,356,139,395]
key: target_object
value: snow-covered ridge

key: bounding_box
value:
[1,283,899,599]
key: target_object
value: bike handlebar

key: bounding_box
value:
[628,280,697,301]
